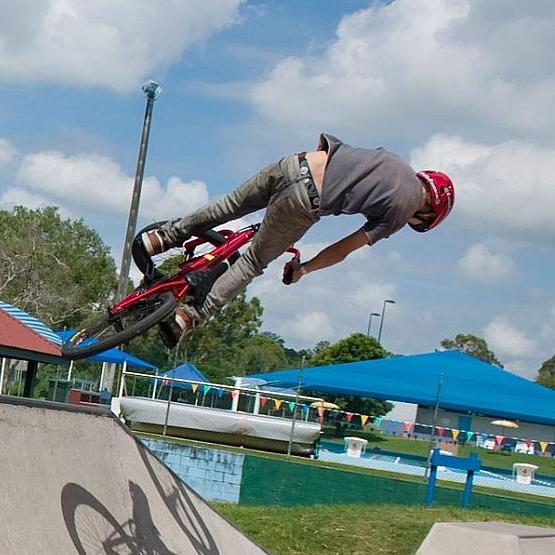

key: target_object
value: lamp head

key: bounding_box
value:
[142,80,162,100]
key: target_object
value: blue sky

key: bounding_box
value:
[1,0,555,379]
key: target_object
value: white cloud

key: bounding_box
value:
[0,138,17,166]
[247,239,409,350]
[411,134,555,241]
[6,149,209,221]
[483,315,536,359]
[0,0,244,92]
[248,0,555,142]
[279,311,334,346]
[458,243,513,283]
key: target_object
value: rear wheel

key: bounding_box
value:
[61,292,177,360]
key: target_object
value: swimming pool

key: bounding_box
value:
[318,441,555,498]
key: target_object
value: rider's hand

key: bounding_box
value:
[283,259,303,284]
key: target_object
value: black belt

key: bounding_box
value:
[297,152,320,209]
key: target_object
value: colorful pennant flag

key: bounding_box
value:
[451,429,460,441]
[495,435,504,446]
[231,390,239,400]
[465,431,474,441]
[437,427,445,437]
[403,422,413,433]
[215,388,224,398]
[360,415,369,427]
[540,441,548,454]
[316,406,324,419]
[259,396,268,407]
[345,412,353,423]
[202,385,211,394]
[374,417,383,427]
[191,383,198,394]
[288,401,296,412]
[526,439,533,449]
[274,399,283,410]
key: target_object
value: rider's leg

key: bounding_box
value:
[139,159,290,256]
[182,155,319,327]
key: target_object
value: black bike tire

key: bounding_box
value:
[61,483,136,555]
[61,292,178,360]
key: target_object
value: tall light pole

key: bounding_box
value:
[366,312,380,337]
[115,80,162,302]
[103,80,161,395]
[377,299,396,344]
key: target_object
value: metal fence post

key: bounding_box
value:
[287,356,305,458]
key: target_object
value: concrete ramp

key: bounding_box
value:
[416,521,555,555]
[0,397,266,554]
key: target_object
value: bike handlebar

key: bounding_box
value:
[282,251,301,285]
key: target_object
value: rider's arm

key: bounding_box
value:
[284,229,370,283]
[302,229,370,274]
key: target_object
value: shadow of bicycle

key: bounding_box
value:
[62,481,181,554]
[136,444,220,555]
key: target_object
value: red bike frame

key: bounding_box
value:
[112,224,300,315]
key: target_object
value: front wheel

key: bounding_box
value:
[61,292,178,360]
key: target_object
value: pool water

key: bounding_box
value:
[318,440,555,493]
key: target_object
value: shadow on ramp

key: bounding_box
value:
[62,481,179,554]
[0,397,265,554]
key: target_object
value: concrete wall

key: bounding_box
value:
[141,437,244,504]
[415,407,555,444]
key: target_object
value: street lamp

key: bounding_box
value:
[115,80,163,302]
[377,299,396,344]
[366,312,381,337]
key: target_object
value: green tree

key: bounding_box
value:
[440,333,503,367]
[311,333,393,417]
[181,292,264,381]
[312,333,388,366]
[536,355,555,389]
[235,333,289,374]
[0,206,116,328]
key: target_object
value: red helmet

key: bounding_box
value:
[409,170,455,232]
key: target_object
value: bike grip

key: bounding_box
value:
[282,257,300,285]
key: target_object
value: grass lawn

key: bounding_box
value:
[323,432,555,476]
[216,503,555,555]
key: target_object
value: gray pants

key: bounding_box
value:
[157,154,319,323]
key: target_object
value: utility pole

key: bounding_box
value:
[425,372,444,478]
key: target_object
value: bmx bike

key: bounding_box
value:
[61,221,300,360]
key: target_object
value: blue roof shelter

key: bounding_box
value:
[56,330,157,370]
[157,363,208,389]
[249,351,555,427]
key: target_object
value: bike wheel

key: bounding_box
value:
[61,483,136,555]
[61,292,177,360]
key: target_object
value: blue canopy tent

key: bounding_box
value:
[152,363,208,396]
[56,330,157,369]
[248,350,555,427]
[56,330,157,394]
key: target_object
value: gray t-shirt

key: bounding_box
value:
[318,134,422,244]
